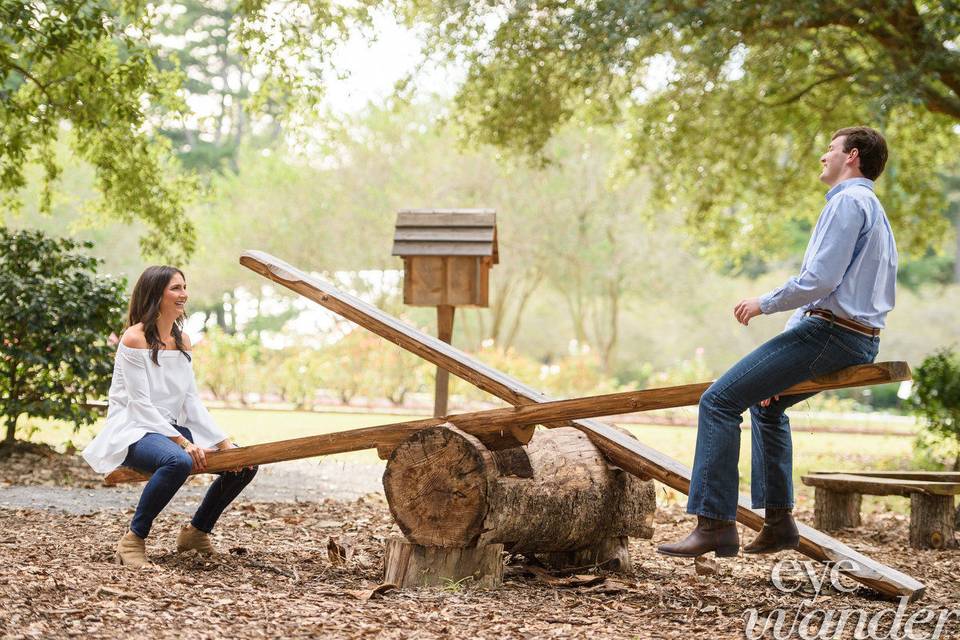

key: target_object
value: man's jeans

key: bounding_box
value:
[687,316,879,521]
[123,426,258,538]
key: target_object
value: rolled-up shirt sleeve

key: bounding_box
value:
[180,368,227,447]
[759,194,864,315]
[117,349,183,438]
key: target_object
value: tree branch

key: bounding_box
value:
[1,59,54,105]
[761,70,856,107]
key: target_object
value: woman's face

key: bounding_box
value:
[159,272,188,319]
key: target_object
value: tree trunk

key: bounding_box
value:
[4,414,16,444]
[382,425,655,557]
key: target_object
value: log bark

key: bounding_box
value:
[909,494,958,550]
[382,425,655,558]
[383,537,503,588]
[814,488,862,530]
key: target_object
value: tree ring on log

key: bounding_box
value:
[383,424,498,547]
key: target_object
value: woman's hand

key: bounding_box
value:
[183,442,207,472]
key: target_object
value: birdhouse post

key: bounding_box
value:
[392,209,498,417]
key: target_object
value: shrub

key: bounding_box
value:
[0,228,125,445]
[909,348,960,470]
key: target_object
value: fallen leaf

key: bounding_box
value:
[347,583,396,601]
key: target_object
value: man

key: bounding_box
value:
[658,126,897,558]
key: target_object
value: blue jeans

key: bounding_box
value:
[122,426,258,538]
[687,317,879,521]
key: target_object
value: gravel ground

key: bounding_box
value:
[0,458,386,515]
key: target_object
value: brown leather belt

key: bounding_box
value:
[804,308,880,338]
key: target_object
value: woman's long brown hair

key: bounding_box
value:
[125,266,192,366]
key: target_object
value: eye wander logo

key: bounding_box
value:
[742,559,960,640]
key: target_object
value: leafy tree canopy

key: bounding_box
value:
[0,0,198,261]
[387,0,960,263]
[0,0,365,260]
[0,227,126,444]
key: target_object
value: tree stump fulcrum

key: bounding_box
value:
[381,424,656,587]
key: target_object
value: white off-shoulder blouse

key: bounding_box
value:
[82,343,227,473]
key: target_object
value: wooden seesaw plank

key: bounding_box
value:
[105,362,909,484]
[239,250,924,602]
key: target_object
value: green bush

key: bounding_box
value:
[909,348,960,470]
[0,228,125,444]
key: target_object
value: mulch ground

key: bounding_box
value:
[1,491,958,640]
[1,444,957,639]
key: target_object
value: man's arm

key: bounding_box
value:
[736,194,865,326]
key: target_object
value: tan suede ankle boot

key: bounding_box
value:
[115,530,150,567]
[176,524,217,555]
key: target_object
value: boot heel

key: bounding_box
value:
[715,545,740,557]
[114,552,124,565]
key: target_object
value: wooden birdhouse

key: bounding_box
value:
[392,208,499,417]
[392,209,498,308]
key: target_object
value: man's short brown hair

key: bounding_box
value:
[831,126,888,181]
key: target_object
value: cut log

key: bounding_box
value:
[240,250,925,602]
[814,488,862,531]
[910,494,957,550]
[383,537,503,589]
[383,425,655,560]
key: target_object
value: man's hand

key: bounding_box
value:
[734,297,762,326]
[760,395,780,408]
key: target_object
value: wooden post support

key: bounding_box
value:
[434,304,455,418]
[239,250,925,602]
[383,537,503,589]
[910,494,957,550]
[814,488,862,531]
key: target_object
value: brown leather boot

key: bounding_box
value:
[743,508,800,554]
[657,516,740,558]
[176,524,218,555]
[115,530,151,568]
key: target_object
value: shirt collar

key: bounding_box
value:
[826,177,874,201]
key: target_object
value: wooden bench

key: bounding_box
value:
[801,471,960,549]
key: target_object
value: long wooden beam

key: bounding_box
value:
[104,360,910,484]
[240,250,924,602]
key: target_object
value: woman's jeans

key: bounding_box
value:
[687,316,879,521]
[122,426,258,538]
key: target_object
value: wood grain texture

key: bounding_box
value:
[396,210,496,227]
[239,250,925,601]
[810,471,960,483]
[909,495,957,550]
[383,537,504,588]
[802,473,960,497]
[814,488,862,531]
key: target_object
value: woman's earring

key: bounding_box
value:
[155,311,161,322]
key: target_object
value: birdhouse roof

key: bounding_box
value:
[391,209,498,262]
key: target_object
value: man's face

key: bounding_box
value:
[819,135,854,186]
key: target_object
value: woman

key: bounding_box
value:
[82,266,257,567]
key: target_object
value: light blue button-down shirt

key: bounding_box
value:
[759,177,898,330]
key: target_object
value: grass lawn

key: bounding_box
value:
[22,408,917,513]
